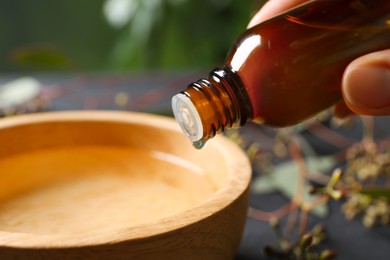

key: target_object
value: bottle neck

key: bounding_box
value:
[171,68,253,149]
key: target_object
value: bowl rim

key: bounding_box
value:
[0,111,251,248]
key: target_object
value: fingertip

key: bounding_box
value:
[247,11,266,28]
[247,0,309,28]
[342,50,390,116]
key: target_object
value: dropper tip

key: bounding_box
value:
[172,93,205,148]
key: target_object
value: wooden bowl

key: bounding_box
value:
[0,111,251,260]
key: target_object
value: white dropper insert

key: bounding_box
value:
[171,93,203,143]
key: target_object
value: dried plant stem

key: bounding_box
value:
[361,116,374,142]
[248,202,298,221]
[289,138,307,205]
[307,121,355,148]
[288,138,331,238]
[299,210,308,238]
[307,171,330,186]
[285,206,299,239]
[304,195,329,209]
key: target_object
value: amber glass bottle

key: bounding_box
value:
[171,0,390,148]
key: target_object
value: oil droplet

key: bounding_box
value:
[193,139,206,149]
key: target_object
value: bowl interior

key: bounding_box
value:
[0,112,246,238]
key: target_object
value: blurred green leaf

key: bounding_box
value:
[359,188,390,199]
[0,0,265,71]
[108,0,262,70]
[11,44,76,70]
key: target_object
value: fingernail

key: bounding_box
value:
[343,65,390,115]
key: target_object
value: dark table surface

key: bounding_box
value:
[1,73,389,260]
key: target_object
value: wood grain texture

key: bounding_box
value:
[0,111,251,259]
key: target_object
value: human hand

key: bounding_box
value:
[248,0,390,117]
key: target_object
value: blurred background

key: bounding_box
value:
[0,0,265,73]
[1,2,390,260]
